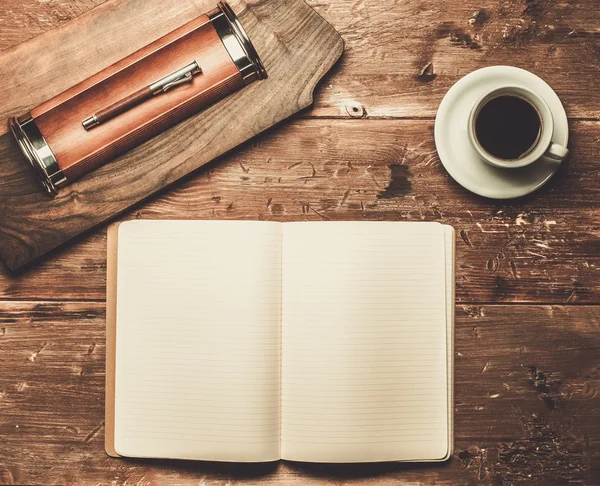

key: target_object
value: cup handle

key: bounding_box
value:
[544,142,569,163]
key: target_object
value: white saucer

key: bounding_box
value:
[434,66,569,199]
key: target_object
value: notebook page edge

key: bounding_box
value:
[431,224,455,462]
[105,222,121,458]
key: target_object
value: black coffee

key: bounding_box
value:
[474,95,542,160]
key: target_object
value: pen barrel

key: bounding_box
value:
[9,1,266,197]
[92,87,154,128]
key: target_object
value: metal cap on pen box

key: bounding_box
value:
[210,1,267,84]
[9,115,66,197]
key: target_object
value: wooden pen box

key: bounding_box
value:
[10,2,266,196]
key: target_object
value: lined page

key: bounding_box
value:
[281,222,448,462]
[114,220,282,462]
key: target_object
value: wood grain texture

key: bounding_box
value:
[93,86,155,125]
[0,0,105,51]
[0,302,598,484]
[0,0,599,484]
[2,0,599,120]
[309,0,600,119]
[0,0,343,271]
[1,119,599,304]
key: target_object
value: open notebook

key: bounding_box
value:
[105,220,455,463]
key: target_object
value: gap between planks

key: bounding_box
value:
[1,300,600,307]
[301,115,600,122]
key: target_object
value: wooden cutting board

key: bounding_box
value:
[0,0,343,271]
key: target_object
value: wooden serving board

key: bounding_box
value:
[0,0,343,271]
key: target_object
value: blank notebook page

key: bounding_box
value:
[114,220,282,462]
[281,222,449,462]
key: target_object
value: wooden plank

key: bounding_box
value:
[309,0,600,119]
[0,0,343,271]
[2,0,599,120]
[0,0,105,52]
[0,302,598,484]
[1,119,599,304]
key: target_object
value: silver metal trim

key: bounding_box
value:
[82,114,99,130]
[9,115,66,197]
[150,60,202,93]
[209,1,267,84]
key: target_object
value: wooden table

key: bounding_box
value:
[0,0,599,484]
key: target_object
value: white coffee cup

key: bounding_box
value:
[468,85,569,169]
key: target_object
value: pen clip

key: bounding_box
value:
[161,72,194,92]
[149,61,202,95]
